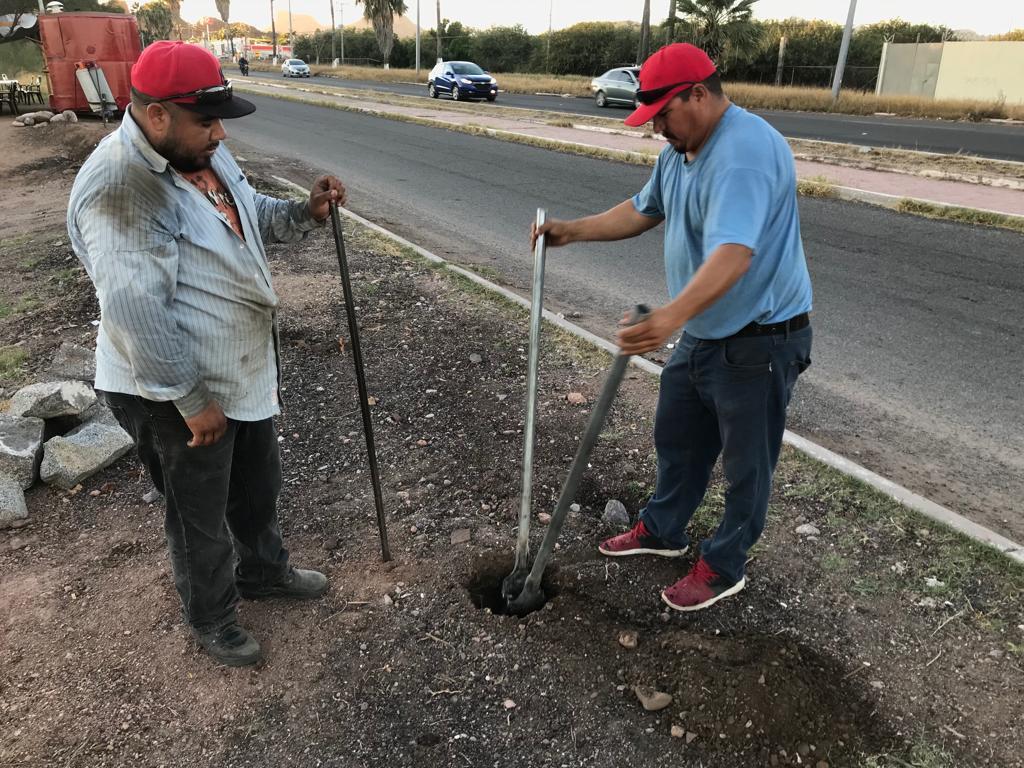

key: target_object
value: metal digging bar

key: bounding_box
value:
[502,208,548,603]
[329,204,391,562]
[506,305,650,616]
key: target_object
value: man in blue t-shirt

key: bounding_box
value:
[533,44,813,612]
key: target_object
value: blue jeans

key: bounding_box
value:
[639,324,812,584]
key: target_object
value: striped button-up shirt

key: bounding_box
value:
[68,108,323,421]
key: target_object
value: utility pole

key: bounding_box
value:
[831,0,857,103]
[774,35,787,86]
[287,0,293,56]
[340,0,345,64]
[415,0,421,77]
[546,0,553,72]
[638,0,651,64]
[270,0,278,61]
[665,0,675,45]
[435,0,442,62]
[330,0,336,63]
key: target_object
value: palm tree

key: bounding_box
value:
[674,0,761,65]
[214,0,234,56]
[355,0,408,69]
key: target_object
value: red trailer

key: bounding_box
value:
[37,12,141,114]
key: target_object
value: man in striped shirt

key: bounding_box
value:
[68,42,347,667]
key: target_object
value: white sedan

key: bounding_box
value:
[282,58,311,78]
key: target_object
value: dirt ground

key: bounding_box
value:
[1,122,1023,768]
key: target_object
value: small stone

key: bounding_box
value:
[0,475,29,529]
[0,415,45,490]
[383,594,394,606]
[538,512,552,524]
[685,732,698,744]
[795,523,820,536]
[870,680,884,690]
[633,686,672,711]
[797,743,812,757]
[502,699,516,710]
[988,649,1004,659]
[618,631,638,650]
[569,503,581,513]
[670,725,685,738]
[925,577,945,589]
[816,761,831,768]
[47,342,96,381]
[469,353,483,364]
[450,528,471,545]
[416,439,429,447]
[142,488,163,504]
[566,392,586,405]
[602,499,630,528]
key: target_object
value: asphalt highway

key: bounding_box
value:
[254,71,1024,161]
[230,92,1024,541]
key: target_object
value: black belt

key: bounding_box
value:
[726,312,809,340]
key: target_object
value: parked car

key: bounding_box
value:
[590,67,640,108]
[428,60,498,102]
[282,58,311,78]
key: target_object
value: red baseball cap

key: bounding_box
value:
[131,41,255,119]
[624,43,717,127]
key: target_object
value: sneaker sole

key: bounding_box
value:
[661,576,746,612]
[598,544,689,558]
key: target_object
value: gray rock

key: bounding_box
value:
[49,113,67,123]
[602,499,630,528]
[21,116,35,126]
[40,422,134,490]
[62,110,78,123]
[22,110,54,122]
[47,342,95,382]
[8,381,96,419]
[450,528,471,545]
[142,487,163,504]
[0,414,45,490]
[795,523,821,536]
[469,353,483,364]
[0,474,29,529]
[76,402,122,430]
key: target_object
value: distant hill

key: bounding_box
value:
[345,13,418,40]
[273,10,325,35]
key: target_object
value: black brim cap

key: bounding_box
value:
[175,93,257,119]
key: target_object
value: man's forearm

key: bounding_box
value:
[568,200,663,243]
[664,244,753,329]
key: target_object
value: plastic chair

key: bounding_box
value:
[0,81,19,115]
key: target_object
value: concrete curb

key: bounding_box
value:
[829,185,1024,224]
[271,174,1024,567]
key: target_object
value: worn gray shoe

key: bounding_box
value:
[237,567,329,600]
[193,622,262,667]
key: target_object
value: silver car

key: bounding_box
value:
[590,67,640,108]
[282,58,311,78]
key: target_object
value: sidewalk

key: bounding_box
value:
[237,78,1024,218]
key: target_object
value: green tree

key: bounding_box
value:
[472,25,533,72]
[541,22,640,75]
[355,0,408,68]
[674,0,761,66]
[134,0,173,46]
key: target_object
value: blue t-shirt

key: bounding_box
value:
[632,104,812,339]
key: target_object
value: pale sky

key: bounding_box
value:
[178,0,1021,37]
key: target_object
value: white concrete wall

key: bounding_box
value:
[876,41,1024,104]
[933,41,1024,104]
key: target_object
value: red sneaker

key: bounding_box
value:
[661,557,745,612]
[598,520,688,558]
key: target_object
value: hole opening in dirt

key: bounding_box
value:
[465,552,560,617]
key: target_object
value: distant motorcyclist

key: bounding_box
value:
[238,55,249,76]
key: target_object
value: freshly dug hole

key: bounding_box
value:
[464,552,559,616]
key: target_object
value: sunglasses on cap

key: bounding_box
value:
[634,80,701,106]
[157,82,234,105]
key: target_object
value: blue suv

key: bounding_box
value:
[428,60,498,102]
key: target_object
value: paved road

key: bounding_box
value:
[231,93,1024,541]
[249,71,1024,161]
